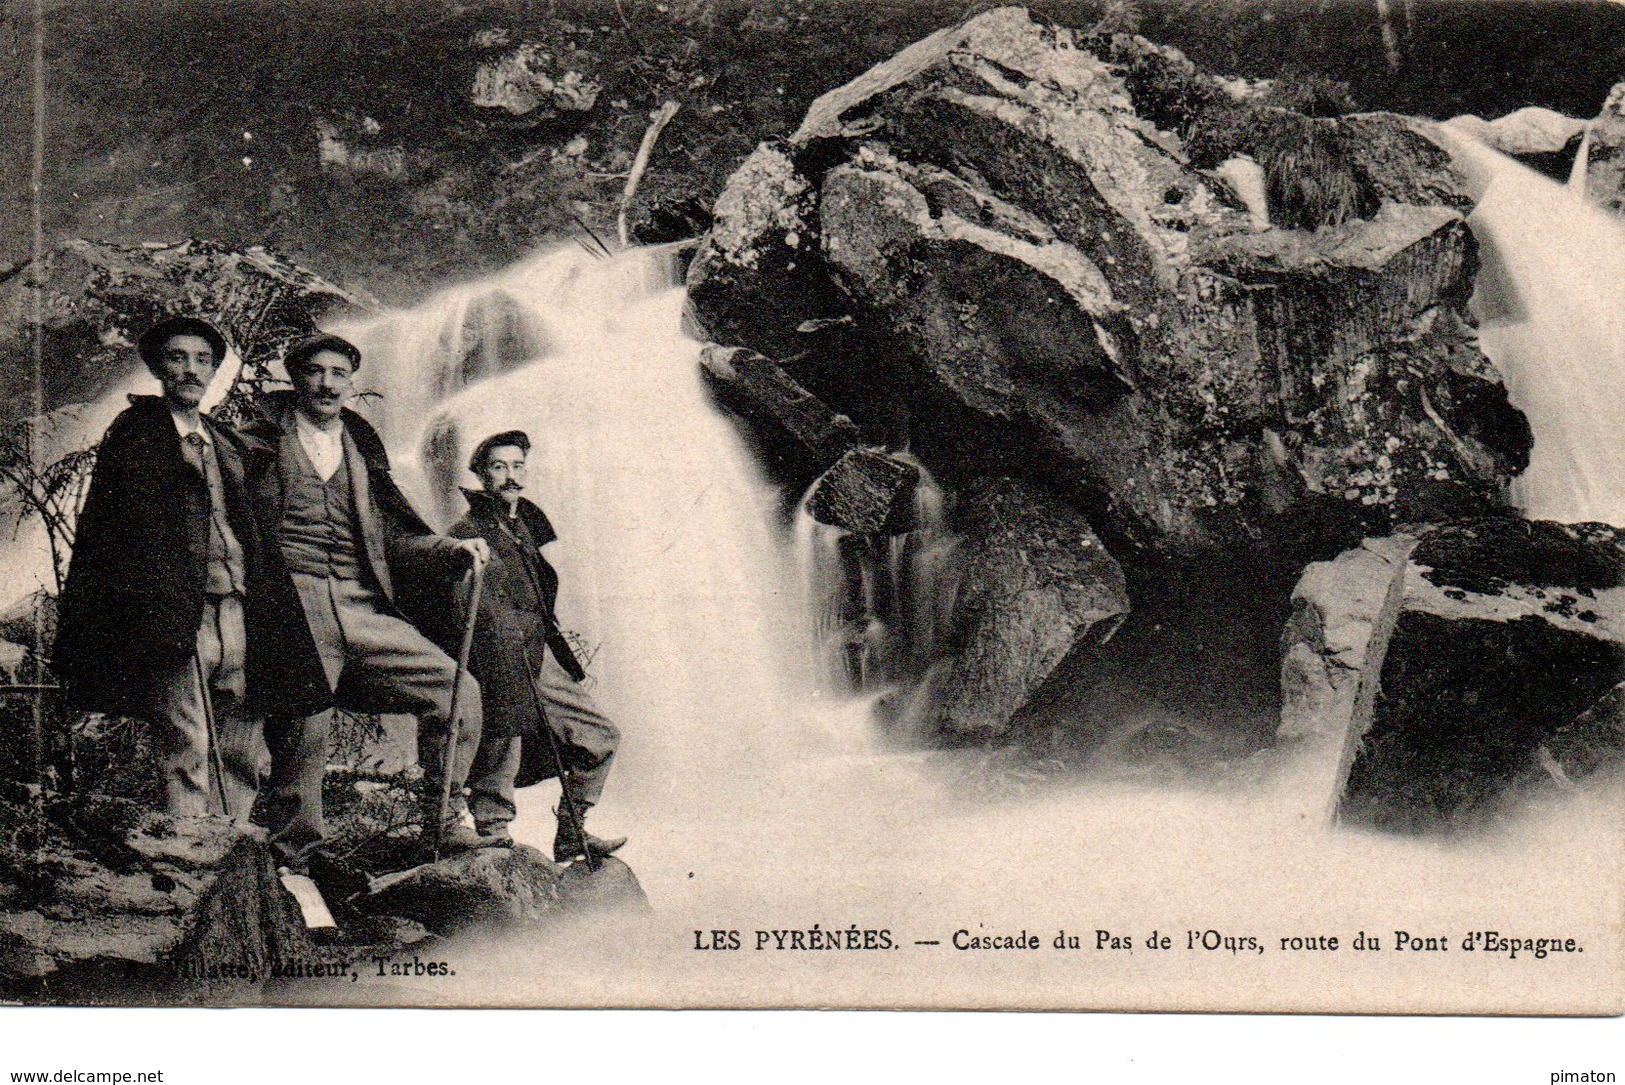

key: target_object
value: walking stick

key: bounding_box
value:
[194,654,232,819]
[434,560,485,861]
[521,649,600,872]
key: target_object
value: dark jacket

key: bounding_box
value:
[53,396,261,714]
[236,392,470,719]
[449,489,584,749]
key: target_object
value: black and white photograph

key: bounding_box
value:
[0,0,1621,1026]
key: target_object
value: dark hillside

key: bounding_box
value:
[4,0,1622,301]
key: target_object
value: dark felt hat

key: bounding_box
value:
[468,429,531,472]
[137,316,230,371]
[284,333,363,375]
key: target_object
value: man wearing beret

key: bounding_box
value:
[55,316,266,820]
[450,430,624,861]
[237,333,491,887]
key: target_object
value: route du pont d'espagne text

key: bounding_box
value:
[693,927,1584,961]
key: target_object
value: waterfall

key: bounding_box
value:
[1442,130,1625,527]
[790,451,957,702]
[887,452,957,685]
[334,246,860,831]
[1,244,1617,998]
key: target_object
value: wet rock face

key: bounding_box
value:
[1581,82,1625,217]
[688,7,1528,561]
[1281,519,1625,832]
[806,448,920,535]
[699,344,862,487]
[932,476,1128,739]
[0,238,364,425]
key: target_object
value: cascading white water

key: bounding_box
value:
[1441,128,1625,526]
[885,452,957,684]
[791,451,957,701]
[791,506,856,694]
[331,246,879,881]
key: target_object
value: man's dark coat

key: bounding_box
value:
[235,391,469,720]
[450,488,585,786]
[53,396,264,715]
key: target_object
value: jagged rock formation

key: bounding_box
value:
[1580,81,1625,217]
[806,449,920,535]
[931,477,1128,739]
[688,7,1529,563]
[0,801,243,1000]
[470,34,604,124]
[1281,519,1625,830]
[0,238,366,425]
[0,787,647,1003]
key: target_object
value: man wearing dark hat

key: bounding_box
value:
[54,316,266,820]
[450,430,624,861]
[237,333,491,880]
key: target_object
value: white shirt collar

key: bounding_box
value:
[170,409,211,444]
[293,411,344,481]
[293,411,342,446]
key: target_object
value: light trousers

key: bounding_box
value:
[468,648,618,835]
[265,574,481,864]
[148,594,265,821]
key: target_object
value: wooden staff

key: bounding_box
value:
[434,561,485,861]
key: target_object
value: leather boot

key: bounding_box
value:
[552,801,626,863]
[421,788,485,858]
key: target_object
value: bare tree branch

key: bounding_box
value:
[618,100,682,249]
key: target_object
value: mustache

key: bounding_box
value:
[499,481,524,491]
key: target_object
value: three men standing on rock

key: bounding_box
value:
[57,319,494,894]
[57,317,624,892]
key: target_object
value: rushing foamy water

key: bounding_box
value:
[1443,128,1625,526]
[791,450,955,699]
[272,244,1616,1012]
[1,235,1617,1011]
[333,248,862,832]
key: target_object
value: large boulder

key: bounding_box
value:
[688,7,1528,561]
[0,238,366,426]
[0,800,244,1001]
[360,848,647,936]
[1280,518,1625,831]
[931,476,1128,739]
